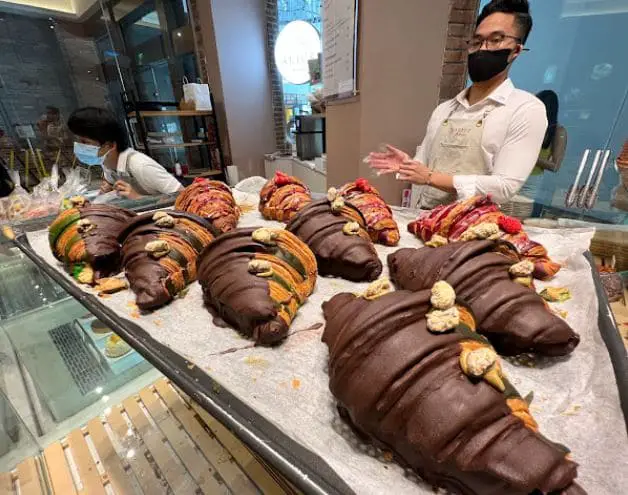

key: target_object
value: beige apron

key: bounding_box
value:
[417,106,492,209]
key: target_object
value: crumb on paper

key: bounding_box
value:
[244,356,269,368]
[127,301,138,309]
[561,404,582,416]
[129,310,140,319]
[238,203,255,214]
[95,277,128,295]
[291,378,301,389]
[382,451,394,462]
[98,293,111,299]
[153,319,163,327]
[540,287,572,303]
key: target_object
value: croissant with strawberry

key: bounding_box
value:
[338,178,400,246]
[408,195,561,280]
[175,178,240,233]
[259,171,312,222]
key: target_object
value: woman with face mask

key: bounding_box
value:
[67,107,182,199]
[366,0,548,210]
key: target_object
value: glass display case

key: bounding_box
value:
[0,195,167,470]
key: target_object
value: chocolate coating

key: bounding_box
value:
[286,199,382,282]
[322,289,584,495]
[197,227,314,345]
[82,205,136,279]
[388,241,580,356]
[49,204,136,280]
[120,211,219,310]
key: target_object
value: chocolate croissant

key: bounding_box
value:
[408,195,561,280]
[48,198,136,284]
[388,240,580,356]
[338,178,400,246]
[175,178,240,233]
[259,171,312,222]
[286,192,382,282]
[197,227,317,345]
[322,281,585,495]
[119,211,219,310]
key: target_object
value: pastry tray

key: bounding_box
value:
[13,195,628,495]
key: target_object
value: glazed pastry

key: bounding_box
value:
[48,198,136,284]
[105,334,132,358]
[338,178,400,246]
[286,190,382,282]
[197,227,317,345]
[175,178,240,233]
[259,171,312,222]
[322,281,585,495]
[388,240,580,356]
[408,195,561,280]
[119,211,219,310]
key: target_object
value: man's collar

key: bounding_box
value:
[455,78,515,108]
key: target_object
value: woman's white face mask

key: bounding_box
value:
[73,142,111,167]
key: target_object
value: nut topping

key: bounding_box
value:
[145,240,170,258]
[430,281,456,310]
[248,259,273,277]
[252,228,278,246]
[363,278,393,300]
[342,221,361,236]
[427,306,459,333]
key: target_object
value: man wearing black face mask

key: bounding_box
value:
[367,0,547,209]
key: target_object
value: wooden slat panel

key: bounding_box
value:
[107,406,168,495]
[153,379,259,495]
[67,429,106,495]
[87,418,136,495]
[0,472,13,494]
[122,397,198,494]
[139,388,229,495]
[43,443,77,495]
[189,399,295,495]
[16,458,43,495]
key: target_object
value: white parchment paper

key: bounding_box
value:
[27,192,628,494]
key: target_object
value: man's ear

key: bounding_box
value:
[509,45,523,63]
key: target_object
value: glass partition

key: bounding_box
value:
[477,0,628,224]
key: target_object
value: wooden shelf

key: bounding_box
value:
[148,142,211,150]
[128,110,212,118]
[184,169,222,178]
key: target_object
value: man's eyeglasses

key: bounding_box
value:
[466,33,522,53]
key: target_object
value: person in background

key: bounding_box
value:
[366,0,547,209]
[519,89,563,197]
[67,107,182,199]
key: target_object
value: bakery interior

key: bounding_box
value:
[0,0,627,494]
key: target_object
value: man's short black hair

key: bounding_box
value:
[477,0,533,44]
[67,107,129,152]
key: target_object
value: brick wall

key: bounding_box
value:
[439,0,480,102]
[264,0,290,154]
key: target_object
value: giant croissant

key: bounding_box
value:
[119,211,219,310]
[338,178,400,246]
[322,281,585,495]
[259,171,312,222]
[48,198,136,284]
[286,192,382,282]
[408,195,561,280]
[197,227,317,345]
[388,240,580,356]
[175,178,240,233]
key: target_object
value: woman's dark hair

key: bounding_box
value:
[67,107,129,152]
[477,0,533,44]
[536,90,559,149]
